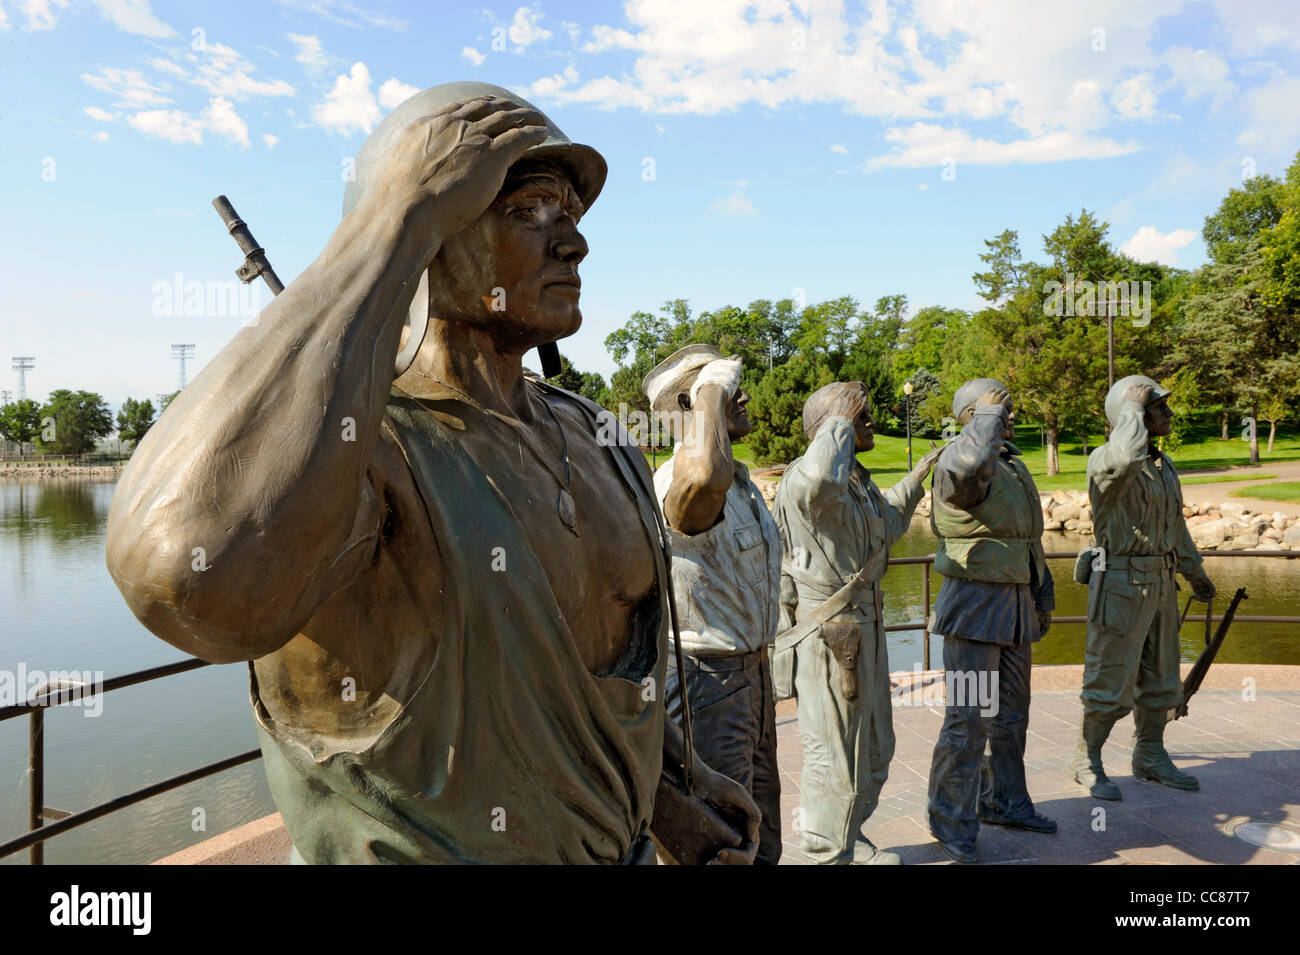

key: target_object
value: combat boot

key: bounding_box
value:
[1070,713,1122,800]
[1132,705,1199,791]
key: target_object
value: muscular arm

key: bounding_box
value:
[106,96,548,663]
[662,384,734,535]
[106,204,430,662]
[933,405,1008,510]
[1089,400,1149,500]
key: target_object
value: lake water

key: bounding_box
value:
[2,479,1297,864]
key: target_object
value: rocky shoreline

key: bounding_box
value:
[751,478,1298,554]
[0,464,123,480]
[913,489,1300,553]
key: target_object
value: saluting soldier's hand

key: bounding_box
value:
[976,386,1010,410]
[370,94,550,242]
[1125,381,1155,407]
[1188,567,1216,601]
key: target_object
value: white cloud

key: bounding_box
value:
[126,96,249,147]
[94,131,109,142]
[865,123,1141,170]
[509,5,552,48]
[275,0,407,31]
[708,190,756,216]
[533,0,1209,168]
[128,108,204,144]
[189,42,295,100]
[262,133,279,148]
[829,143,848,154]
[203,96,249,147]
[1209,0,1300,54]
[3,0,69,31]
[81,67,171,108]
[461,46,486,66]
[312,62,381,134]
[1111,74,1160,120]
[93,0,174,37]
[1236,75,1300,154]
[288,33,329,73]
[84,106,116,122]
[1163,46,1235,108]
[1120,225,1197,265]
[378,78,418,109]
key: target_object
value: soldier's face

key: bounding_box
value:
[727,389,753,441]
[1145,396,1173,437]
[853,400,875,452]
[430,162,588,352]
[1002,397,1016,440]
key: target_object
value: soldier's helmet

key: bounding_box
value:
[1105,375,1171,427]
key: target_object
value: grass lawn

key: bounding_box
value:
[1183,472,1277,485]
[1232,480,1300,502]
[641,423,1300,493]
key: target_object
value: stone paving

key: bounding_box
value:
[775,666,1300,865]
[155,664,1300,865]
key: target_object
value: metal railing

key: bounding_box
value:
[2,549,1298,864]
[0,658,260,864]
[885,550,1300,671]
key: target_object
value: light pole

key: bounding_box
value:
[903,380,914,469]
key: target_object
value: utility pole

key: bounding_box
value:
[171,344,195,391]
[11,357,34,401]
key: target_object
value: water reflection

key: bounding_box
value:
[0,479,108,545]
[881,524,1300,670]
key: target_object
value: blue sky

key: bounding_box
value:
[2,0,1299,411]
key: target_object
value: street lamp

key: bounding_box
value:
[903,380,914,469]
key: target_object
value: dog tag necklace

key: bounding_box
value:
[414,375,579,536]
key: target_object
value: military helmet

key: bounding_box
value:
[1105,374,1171,427]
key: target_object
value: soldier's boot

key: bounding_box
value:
[1070,713,1122,801]
[1131,705,1199,791]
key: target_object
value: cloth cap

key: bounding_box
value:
[952,378,1010,421]
[341,80,606,219]
[803,381,869,440]
[642,344,724,413]
[1105,374,1171,427]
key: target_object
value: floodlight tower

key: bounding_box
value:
[11,357,34,401]
[171,344,195,391]
[1,390,11,405]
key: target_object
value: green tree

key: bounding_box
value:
[116,397,157,449]
[1260,152,1300,313]
[159,391,180,413]
[36,390,113,458]
[1181,242,1300,465]
[1204,173,1284,266]
[747,355,832,465]
[971,229,1026,305]
[0,398,42,459]
[901,368,941,438]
